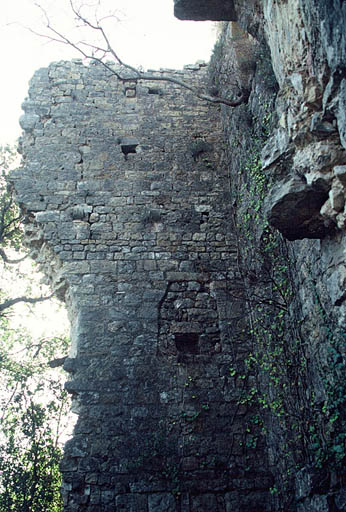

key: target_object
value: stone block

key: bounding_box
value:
[19,113,40,131]
[100,490,114,504]
[148,493,176,511]
[329,184,345,212]
[297,495,329,512]
[191,493,218,511]
[334,165,346,186]
[174,0,236,21]
[35,210,60,222]
[115,493,148,511]
[335,488,346,511]
[295,467,330,500]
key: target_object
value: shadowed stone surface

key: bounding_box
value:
[267,178,333,240]
[13,61,272,512]
[174,0,237,21]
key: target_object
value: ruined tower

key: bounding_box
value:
[14,61,272,511]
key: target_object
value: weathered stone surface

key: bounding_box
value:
[261,128,290,170]
[19,113,40,131]
[338,79,346,150]
[256,0,346,239]
[148,493,176,512]
[201,1,346,510]
[334,165,346,186]
[174,0,236,21]
[295,467,330,500]
[297,495,329,512]
[335,489,346,511]
[267,177,333,240]
[115,493,148,511]
[14,60,272,511]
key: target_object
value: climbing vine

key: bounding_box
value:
[224,82,346,508]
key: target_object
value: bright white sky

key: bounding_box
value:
[1,0,216,144]
[0,249,70,340]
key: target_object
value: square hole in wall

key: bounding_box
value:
[121,144,138,156]
[174,333,199,354]
[120,136,139,159]
[125,88,136,98]
[148,87,162,95]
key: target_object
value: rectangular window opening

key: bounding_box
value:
[174,333,199,354]
[148,88,161,95]
[121,144,138,156]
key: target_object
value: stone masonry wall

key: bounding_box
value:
[176,1,346,510]
[13,62,273,511]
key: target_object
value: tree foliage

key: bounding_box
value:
[0,145,70,511]
[0,145,22,251]
[0,145,53,314]
[0,318,70,512]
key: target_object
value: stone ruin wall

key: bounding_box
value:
[14,62,273,511]
[175,1,346,511]
[12,0,346,511]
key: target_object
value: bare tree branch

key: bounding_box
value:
[48,356,68,368]
[31,1,245,107]
[0,247,28,264]
[0,293,54,314]
[0,381,19,422]
[9,337,60,356]
[0,178,23,247]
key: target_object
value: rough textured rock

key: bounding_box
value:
[267,177,333,240]
[210,2,346,511]
[264,0,346,240]
[174,0,237,21]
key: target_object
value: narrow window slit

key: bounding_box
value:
[121,144,137,156]
[148,88,162,95]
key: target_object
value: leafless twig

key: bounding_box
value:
[0,292,55,314]
[30,0,245,107]
[0,247,27,264]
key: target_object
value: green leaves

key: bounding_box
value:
[0,319,70,512]
[0,145,23,250]
[0,143,70,511]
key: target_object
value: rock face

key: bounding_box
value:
[266,177,333,241]
[12,1,346,511]
[205,1,346,511]
[261,0,346,239]
[174,0,237,21]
